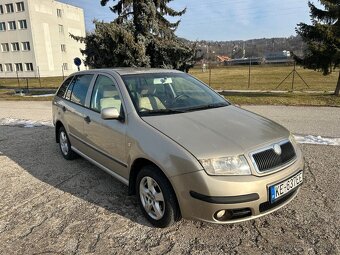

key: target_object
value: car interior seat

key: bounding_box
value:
[138,84,165,111]
[100,89,121,113]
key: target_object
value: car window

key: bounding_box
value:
[69,74,94,106]
[56,76,73,98]
[90,75,122,113]
[122,73,228,115]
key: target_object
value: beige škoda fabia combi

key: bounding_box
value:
[52,68,304,228]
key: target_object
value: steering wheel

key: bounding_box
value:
[173,94,191,103]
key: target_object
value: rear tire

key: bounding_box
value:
[136,165,181,228]
[58,126,77,160]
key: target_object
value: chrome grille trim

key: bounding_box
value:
[249,139,297,174]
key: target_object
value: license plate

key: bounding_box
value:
[269,171,303,203]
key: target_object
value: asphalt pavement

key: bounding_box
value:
[0,101,339,254]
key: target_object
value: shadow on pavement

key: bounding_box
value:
[0,125,150,227]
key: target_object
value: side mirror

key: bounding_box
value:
[101,107,120,120]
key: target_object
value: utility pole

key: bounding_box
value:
[207,43,211,86]
[37,66,41,87]
[248,57,251,88]
[276,61,310,91]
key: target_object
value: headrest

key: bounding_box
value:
[140,89,149,96]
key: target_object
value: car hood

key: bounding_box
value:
[142,106,289,159]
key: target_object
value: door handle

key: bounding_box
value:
[84,116,91,124]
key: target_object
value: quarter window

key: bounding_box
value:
[5,4,14,13]
[16,2,25,12]
[90,75,122,113]
[18,20,27,29]
[8,21,16,30]
[57,76,73,98]
[69,75,94,106]
[12,42,20,51]
[0,22,6,31]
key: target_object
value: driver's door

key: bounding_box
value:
[83,74,128,179]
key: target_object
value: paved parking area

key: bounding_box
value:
[0,101,339,254]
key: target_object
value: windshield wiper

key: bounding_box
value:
[141,108,185,115]
[183,102,228,112]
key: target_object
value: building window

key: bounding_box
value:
[22,41,30,51]
[57,9,62,17]
[5,63,13,72]
[58,24,64,34]
[25,63,34,71]
[16,2,25,12]
[11,42,20,51]
[0,5,4,15]
[15,63,23,72]
[8,21,16,30]
[1,43,9,52]
[0,64,3,72]
[5,4,14,13]
[0,22,6,31]
[63,63,68,70]
[61,44,66,52]
[18,20,27,29]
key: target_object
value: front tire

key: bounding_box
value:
[58,126,77,160]
[136,165,181,228]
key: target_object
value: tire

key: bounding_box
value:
[136,165,181,228]
[58,126,77,160]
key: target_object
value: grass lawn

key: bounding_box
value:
[0,76,64,89]
[0,65,339,106]
[221,91,340,107]
[190,65,339,92]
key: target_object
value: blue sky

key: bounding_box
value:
[59,0,312,41]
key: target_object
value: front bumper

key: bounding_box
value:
[170,153,304,224]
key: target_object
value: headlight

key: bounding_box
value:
[199,155,251,176]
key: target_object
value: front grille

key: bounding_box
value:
[251,141,296,172]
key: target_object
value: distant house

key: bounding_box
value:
[224,57,263,66]
[216,55,231,62]
[264,51,293,64]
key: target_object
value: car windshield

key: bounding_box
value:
[122,73,229,116]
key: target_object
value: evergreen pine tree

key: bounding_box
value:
[296,0,340,95]
[72,0,197,71]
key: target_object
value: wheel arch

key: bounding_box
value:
[55,120,64,143]
[128,157,182,220]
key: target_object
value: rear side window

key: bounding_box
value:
[69,74,94,106]
[56,76,73,98]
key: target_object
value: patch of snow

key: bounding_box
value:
[27,94,55,98]
[0,118,53,128]
[0,117,339,146]
[294,135,340,146]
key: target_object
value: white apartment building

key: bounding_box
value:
[0,0,85,78]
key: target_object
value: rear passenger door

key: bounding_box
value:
[62,74,94,152]
[83,74,128,179]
